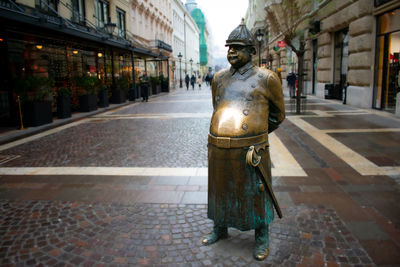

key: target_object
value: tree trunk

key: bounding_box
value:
[296,42,305,114]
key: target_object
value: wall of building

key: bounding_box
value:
[130,0,172,46]
[171,0,199,83]
[245,0,268,68]
[262,0,394,111]
[310,0,375,107]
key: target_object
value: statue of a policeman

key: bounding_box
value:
[202,19,285,260]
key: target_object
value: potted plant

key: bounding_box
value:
[74,75,99,112]
[56,87,71,119]
[150,76,160,95]
[111,77,128,104]
[128,83,136,101]
[98,83,109,108]
[15,76,54,127]
[159,74,169,92]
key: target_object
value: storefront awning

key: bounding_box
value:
[0,3,159,57]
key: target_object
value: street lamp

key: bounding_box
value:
[256,29,264,67]
[189,58,193,75]
[104,17,116,37]
[178,52,183,88]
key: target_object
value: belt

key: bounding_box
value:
[208,133,268,149]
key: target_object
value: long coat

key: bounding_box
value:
[208,62,285,231]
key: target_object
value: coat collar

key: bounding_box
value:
[230,61,254,78]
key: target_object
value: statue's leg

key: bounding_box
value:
[202,224,228,245]
[253,223,269,260]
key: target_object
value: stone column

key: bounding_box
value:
[347,14,374,108]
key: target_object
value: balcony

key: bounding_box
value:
[151,39,172,52]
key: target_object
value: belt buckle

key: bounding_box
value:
[216,137,231,148]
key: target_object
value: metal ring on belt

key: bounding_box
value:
[208,133,268,149]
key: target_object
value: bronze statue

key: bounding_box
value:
[202,19,285,261]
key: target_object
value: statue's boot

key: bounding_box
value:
[253,224,270,261]
[202,225,228,245]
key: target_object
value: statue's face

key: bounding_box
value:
[227,45,251,69]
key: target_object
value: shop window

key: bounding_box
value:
[116,8,126,39]
[374,8,400,112]
[94,0,109,29]
[71,0,85,25]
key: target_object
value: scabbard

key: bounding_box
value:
[256,163,283,219]
[246,146,283,219]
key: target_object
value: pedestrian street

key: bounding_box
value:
[0,85,399,266]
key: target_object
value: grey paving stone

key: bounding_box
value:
[345,221,390,241]
[180,192,207,204]
[0,201,374,266]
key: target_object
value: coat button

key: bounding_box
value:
[258,183,265,192]
[258,74,263,78]
[251,84,256,88]
[243,109,249,116]
[242,123,248,130]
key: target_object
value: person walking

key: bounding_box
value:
[139,71,149,102]
[205,73,210,86]
[185,73,190,90]
[276,68,282,85]
[287,72,297,98]
[190,74,196,90]
[197,75,202,90]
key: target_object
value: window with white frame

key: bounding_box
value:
[116,8,126,38]
[131,9,136,34]
[35,0,58,13]
[95,0,109,29]
[71,0,85,24]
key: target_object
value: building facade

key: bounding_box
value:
[259,0,400,116]
[130,0,173,79]
[171,0,199,87]
[0,0,173,128]
[245,0,268,67]
[189,4,207,76]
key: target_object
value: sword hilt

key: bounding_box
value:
[246,145,261,167]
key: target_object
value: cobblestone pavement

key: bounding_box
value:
[0,201,374,267]
[0,85,400,266]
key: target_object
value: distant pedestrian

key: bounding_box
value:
[276,68,282,85]
[205,74,210,86]
[197,75,202,90]
[139,71,149,102]
[287,72,296,98]
[190,74,196,90]
[209,73,214,85]
[185,74,190,90]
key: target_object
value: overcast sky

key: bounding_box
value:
[196,0,249,66]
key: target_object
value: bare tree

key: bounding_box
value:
[265,0,312,114]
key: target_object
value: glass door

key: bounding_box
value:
[374,9,400,112]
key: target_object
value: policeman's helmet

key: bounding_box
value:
[225,18,255,47]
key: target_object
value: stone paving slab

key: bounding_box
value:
[302,114,400,130]
[112,101,212,115]
[328,132,400,166]
[0,87,400,266]
[0,200,375,267]
[0,118,210,168]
